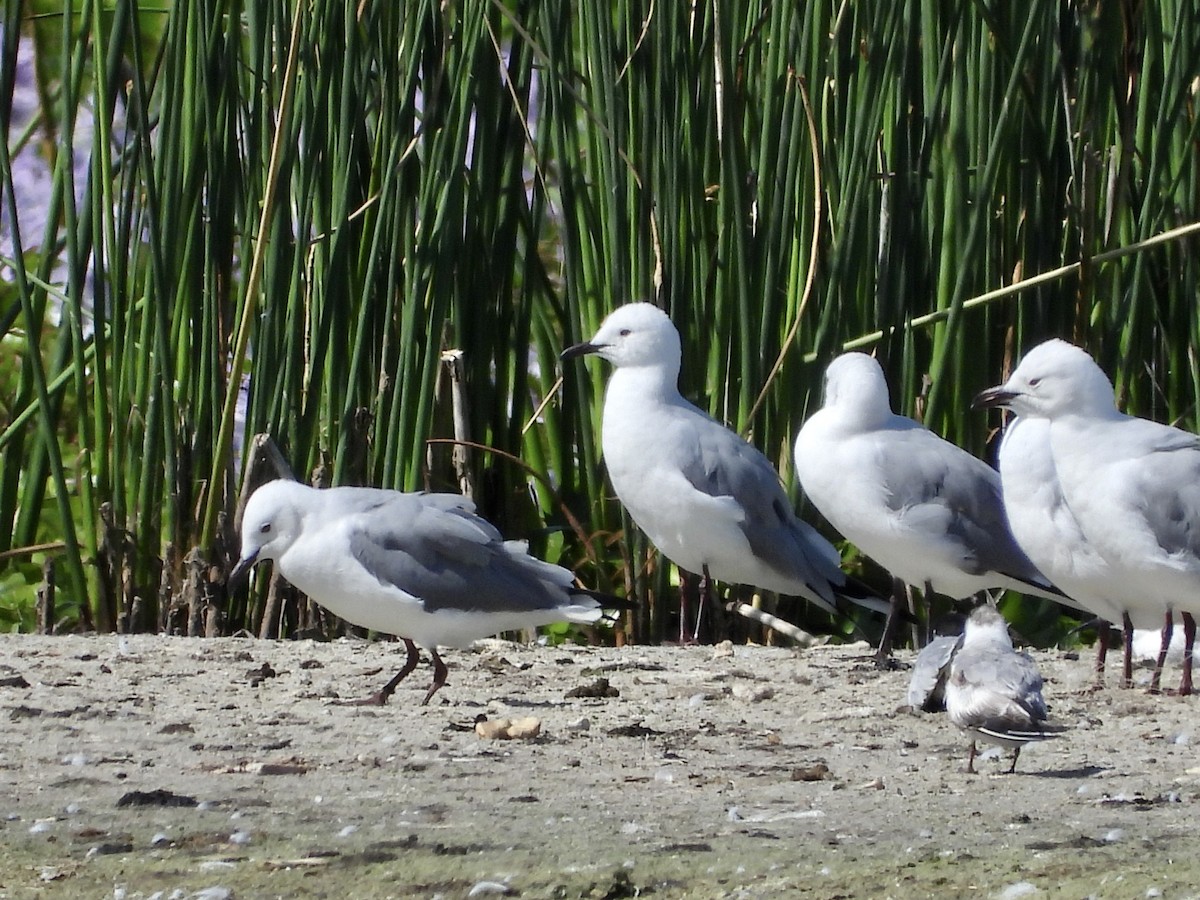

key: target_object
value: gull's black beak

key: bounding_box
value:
[560,341,604,362]
[971,386,1018,411]
[228,549,259,592]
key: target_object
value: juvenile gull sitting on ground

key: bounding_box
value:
[793,352,1061,662]
[945,606,1057,774]
[230,479,628,704]
[975,339,1200,695]
[561,303,882,641]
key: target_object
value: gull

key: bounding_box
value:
[793,352,1062,661]
[974,338,1200,694]
[991,415,1134,686]
[230,479,628,704]
[561,303,880,641]
[945,605,1057,774]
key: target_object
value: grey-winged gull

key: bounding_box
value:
[991,415,1135,686]
[560,303,881,642]
[945,605,1058,774]
[230,479,629,704]
[974,338,1200,695]
[793,352,1062,661]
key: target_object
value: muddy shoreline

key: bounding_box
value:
[1,634,1196,898]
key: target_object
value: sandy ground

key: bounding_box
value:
[0,633,1197,899]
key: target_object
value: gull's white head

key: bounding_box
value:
[230,479,310,584]
[820,352,893,422]
[560,303,682,373]
[963,604,1012,646]
[973,339,1116,421]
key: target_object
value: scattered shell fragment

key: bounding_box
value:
[245,761,310,776]
[468,880,514,896]
[474,716,541,741]
[731,683,774,703]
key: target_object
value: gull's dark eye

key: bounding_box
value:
[259,522,272,534]
[619,328,631,337]
[1028,377,1042,388]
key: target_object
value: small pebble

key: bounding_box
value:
[467,882,512,897]
[565,716,591,732]
[996,882,1038,900]
[228,830,252,845]
[197,861,237,872]
[731,684,774,703]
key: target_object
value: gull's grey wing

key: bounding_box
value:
[873,422,1052,587]
[907,633,964,712]
[1122,427,1200,561]
[952,645,1048,729]
[668,404,846,592]
[347,494,572,614]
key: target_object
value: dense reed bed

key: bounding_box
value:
[2,1,1198,643]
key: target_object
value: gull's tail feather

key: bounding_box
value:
[563,588,638,625]
[1001,571,1071,605]
[976,723,1065,745]
[836,575,917,622]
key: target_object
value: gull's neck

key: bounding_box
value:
[828,395,892,433]
[1051,403,1126,439]
[604,363,685,410]
[964,622,1012,649]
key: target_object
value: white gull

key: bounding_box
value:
[561,303,881,641]
[231,479,626,704]
[975,339,1200,694]
[793,352,1061,659]
[992,415,1134,685]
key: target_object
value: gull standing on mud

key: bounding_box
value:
[990,415,1133,686]
[561,303,879,641]
[945,605,1056,774]
[975,339,1200,695]
[793,352,1061,661]
[231,479,628,704]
